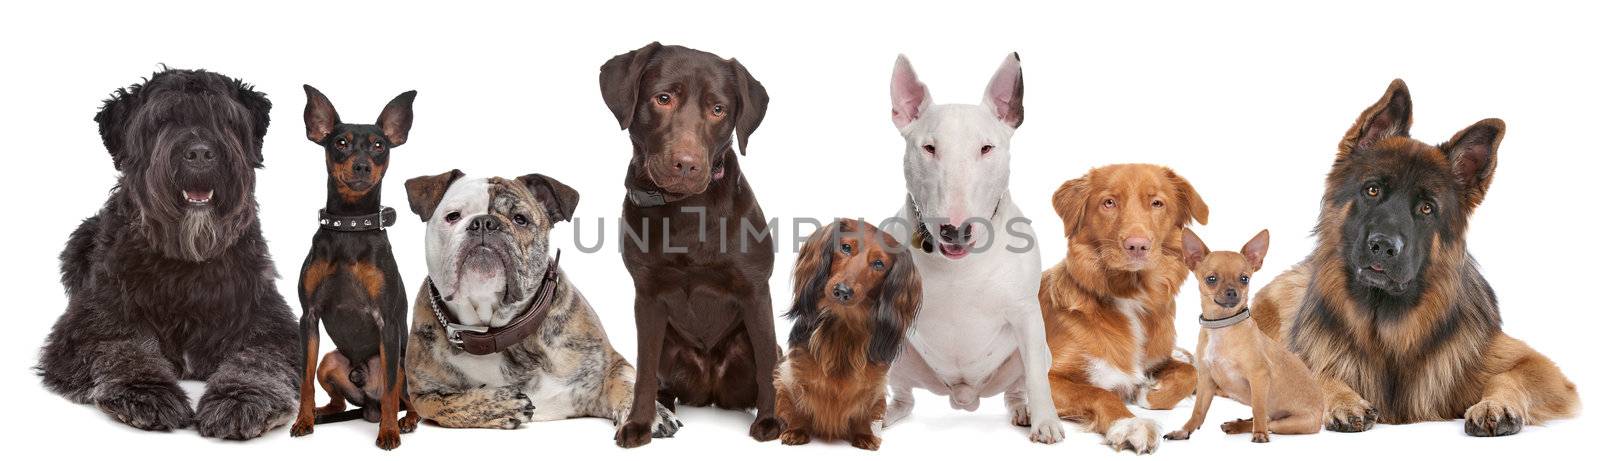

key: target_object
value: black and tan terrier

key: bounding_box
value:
[289,85,419,450]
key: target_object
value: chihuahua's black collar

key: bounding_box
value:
[1198,307,1251,329]
[319,207,397,232]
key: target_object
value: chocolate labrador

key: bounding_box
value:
[598,42,779,448]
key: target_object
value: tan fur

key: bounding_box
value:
[1039,164,1208,436]
[1166,230,1322,443]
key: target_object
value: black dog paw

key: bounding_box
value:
[615,420,655,448]
[94,381,195,431]
[749,415,783,442]
[1325,398,1378,433]
[196,388,293,440]
[1464,400,1525,437]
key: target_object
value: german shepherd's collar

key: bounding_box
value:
[319,206,397,232]
[426,250,561,355]
[1198,307,1250,329]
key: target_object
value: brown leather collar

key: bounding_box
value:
[425,250,561,355]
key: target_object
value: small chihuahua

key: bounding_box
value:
[1166,229,1322,443]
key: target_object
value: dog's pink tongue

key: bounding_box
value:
[940,243,969,259]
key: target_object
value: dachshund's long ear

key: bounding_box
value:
[868,252,921,364]
[785,222,836,348]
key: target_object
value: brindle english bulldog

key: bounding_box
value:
[401,170,679,436]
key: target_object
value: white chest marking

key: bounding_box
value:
[450,350,509,388]
[1087,298,1149,399]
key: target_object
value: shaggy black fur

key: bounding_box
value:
[37,68,299,440]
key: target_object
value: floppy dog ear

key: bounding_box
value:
[869,252,921,364]
[302,85,340,144]
[598,42,662,130]
[1051,175,1090,238]
[377,90,418,146]
[405,169,465,222]
[1241,229,1270,272]
[785,223,837,348]
[1180,228,1209,271]
[730,58,768,156]
[517,173,581,223]
[891,55,932,132]
[95,83,143,171]
[1342,79,1413,155]
[1166,168,1209,227]
[1441,118,1504,210]
[981,52,1024,129]
[231,78,272,166]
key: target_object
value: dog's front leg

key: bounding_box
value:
[290,309,321,436]
[1465,333,1579,437]
[409,385,535,429]
[1011,303,1065,444]
[39,303,195,431]
[617,293,669,448]
[196,303,298,440]
[742,285,783,442]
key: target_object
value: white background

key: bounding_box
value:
[1,1,1593,460]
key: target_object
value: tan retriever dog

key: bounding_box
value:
[1166,229,1321,443]
[1040,164,1208,454]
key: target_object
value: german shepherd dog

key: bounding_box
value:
[1252,79,1579,436]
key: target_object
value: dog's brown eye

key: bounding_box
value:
[840,243,853,255]
[872,259,885,270]
[1366,185,1381,197]
[336,138,348,148]
[655,94,672,106]
[444,211,462,223]
[1151,199,1164,209]
[372,142,383,150]
[1419,202,1433,215]
[1205,275,1218,285]
[980,145,993,155]
[712,104,725,116]
[1103,198,1117,209]
[513,214,529,226]
[1239,275,1250,284]
[922,145,936,156]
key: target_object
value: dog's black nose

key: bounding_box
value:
[938,223,973,244]
[831,283,853,302]
[1367,233,1403,260]
[182,143,216,171]
[351,159,373,179]
[467,215,501,235]
[1217,289,1240,308]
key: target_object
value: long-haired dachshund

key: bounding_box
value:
[776,219,921,450]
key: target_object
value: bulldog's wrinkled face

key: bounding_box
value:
[423,177,556,327]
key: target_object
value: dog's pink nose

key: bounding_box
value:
[1124,237,1152,260]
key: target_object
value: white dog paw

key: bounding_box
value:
[1170,348,1194,364]
[1105,417,1161,454]
[884,398,914,428]
[1029,418,1065,444]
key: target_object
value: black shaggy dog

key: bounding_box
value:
[37,68,299,440]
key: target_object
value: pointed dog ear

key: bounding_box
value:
[786,222,837,348]
[303,84,340,144]
[405,169,465,222]
[598,42,662,130]
[377,90,418,146]
[1166,167,1209,227]
[730,58,768,156]
[981,52,1024,129]
[232,78,273,166]
[890,54,932,132]
[1442,118,1504,210]
[1241,229,1270,272]
[95,83,143,171]
[1181,228,1209,271]
[1342,79,1413,155]
[517,173,581,223]
[1051,175,1091,238]
[869,250,921,364]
